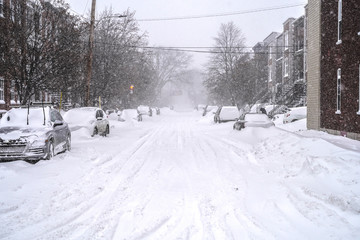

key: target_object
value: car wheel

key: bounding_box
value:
[103,125,109,137]
[92,127,98,137]
[46,142,54,160]
[66,136,71,152]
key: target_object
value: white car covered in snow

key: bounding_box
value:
[283,106,307,124]
[202,105,218,116]
[137,105,152,117]
[214,106,240,123]
[64,107,109,137]
[233,113,274,130]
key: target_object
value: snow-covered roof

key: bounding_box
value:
[0,107,51,127]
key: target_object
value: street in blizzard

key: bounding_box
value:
[0,0,360,239]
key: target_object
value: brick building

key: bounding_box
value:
[307,0,360,140]
[252,32,279,102]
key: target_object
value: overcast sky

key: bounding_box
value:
[64,0,306,69]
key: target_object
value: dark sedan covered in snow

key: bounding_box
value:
[0,107,71,162]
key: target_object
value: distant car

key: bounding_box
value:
[283,107,307,124]
[106,109,122,121]
[0,107,71,161]
[203,105,217,116]
[105,109,116,115]
[266,105,290,118]
[63,107,109,137]
[214,106,240,123]
[137,105,152,117]
[233,113,274,130]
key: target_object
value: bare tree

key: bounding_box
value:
[205,22,246,105]
[149,49,192,104]
[90,9,150,108]
[0,0,83,105]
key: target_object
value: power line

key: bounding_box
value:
[137,3,306,22]
[89,40,305,54]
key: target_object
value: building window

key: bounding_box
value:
[336,68,341,114]
[337,0,342,44]
[269,68,272,82]
[0,0,4,18]
[284,57,289,77]
[0,77,4,102]
[269,46,272,60]
[284,31,289,49]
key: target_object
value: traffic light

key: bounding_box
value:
[130,85,134,94]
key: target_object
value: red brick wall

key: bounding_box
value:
[320,0,360,133]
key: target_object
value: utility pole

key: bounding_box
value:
[85,0,96,106]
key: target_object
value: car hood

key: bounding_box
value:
[0,126,49,142]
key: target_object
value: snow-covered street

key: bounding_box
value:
[1,109,359,240]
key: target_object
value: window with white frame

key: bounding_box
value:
[284,31,289,49]
[269,68,272,82]
[336,68,341,114]
[284,57,289,77]
[0,0,4,18]
[269,46,272,60]
[0,77,4,102]
[337,0,342,44]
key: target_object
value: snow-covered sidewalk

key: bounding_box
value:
[0,110,359,239]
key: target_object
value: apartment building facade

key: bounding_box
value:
[307,0,360,140]
[256,16,306,108]
[252,32,279,102]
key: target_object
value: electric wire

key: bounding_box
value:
[66,3,306,23]
[137,3,306,22]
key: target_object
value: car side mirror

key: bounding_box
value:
[53,120,63,127]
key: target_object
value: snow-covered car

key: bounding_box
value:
[233,113,274,130]
[266,105,290,118]
[137,105,152,117]
[0,107,71,161]
[106,109,122,121]
[214,106,240,123]
[283,106,307,124]
[202,105,218,116]
[105,109,116,116]
[63,107,110,137]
